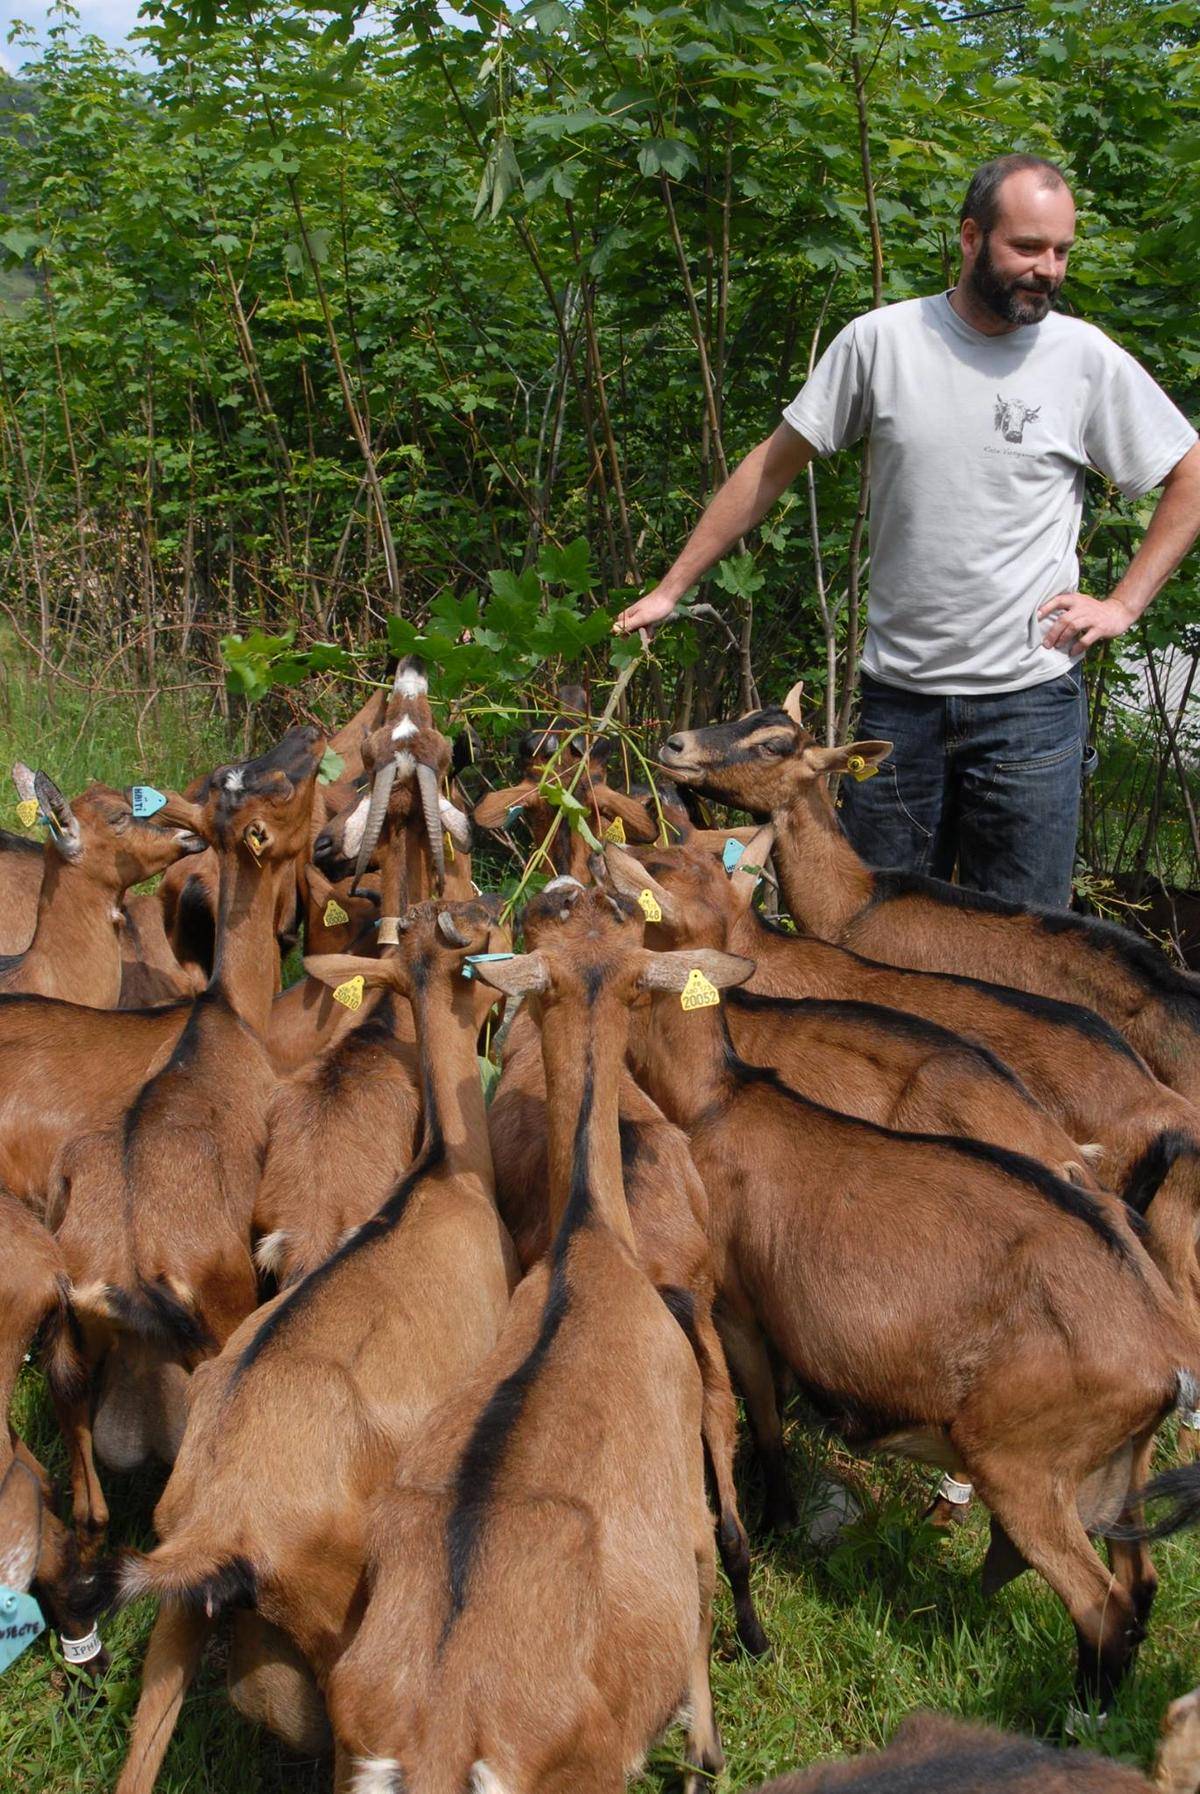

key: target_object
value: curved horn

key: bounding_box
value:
[437,908,469,948]
[351,756,397,892]
[416,760,446,894]
[33,771,81,859]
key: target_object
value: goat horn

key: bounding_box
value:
[436,908,469,948]
[416,760,446,895]
[351,756,398,893]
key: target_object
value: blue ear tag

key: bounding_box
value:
[0,1587,44,1674]
[462,952,516,981]
[131,786,167,819]
[503,805,525,830]
[722,837,746,873]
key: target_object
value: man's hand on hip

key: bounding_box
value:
[1038,590,1135,653]
[613,586,680,637]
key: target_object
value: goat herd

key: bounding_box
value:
[5,660,1200,1793]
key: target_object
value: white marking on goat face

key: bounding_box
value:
[391,716,418,742]
[469,1765,512,1794]
[351,1759,401,1794]
[341,795,370,857]
[254,1231,289,1276]
[394,752,416,780]
[395,668,427,699]
[224,769,244,793]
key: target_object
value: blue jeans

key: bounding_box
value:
[839,668,1092,908]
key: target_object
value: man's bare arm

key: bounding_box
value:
[1039,440,1200,652]
[614,423,816,636]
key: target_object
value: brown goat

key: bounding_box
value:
[605,838,1098,1184]
[488,1002,766,1654]
[327,881,730,1793]
[93,900,514,1794]
[2,766,204,1008]
[0,825,43,954]
[749,1706,1200,1792]
[0,1194,107,1671]
[118,892,201,1008]
[49,729,326,1541]
[659,691,1200,1102]
[623,923,1200,1711]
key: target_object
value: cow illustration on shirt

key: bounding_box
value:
[994,394,1041,444]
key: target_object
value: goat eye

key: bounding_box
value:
[762,739,789,757]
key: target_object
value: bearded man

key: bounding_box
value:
[616,154,1200,907]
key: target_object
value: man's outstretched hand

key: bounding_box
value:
[613,587,680,636]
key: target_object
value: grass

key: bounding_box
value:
[6,1370,1200,1792]
[2,656,1200,1790]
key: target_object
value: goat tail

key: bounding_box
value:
[92,1275,214,1359]
[39,1274,89,1409]
[66,1543,257,1631]
[1111,1371,1200,1542]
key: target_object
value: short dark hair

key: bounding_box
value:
[960,154,1070,232]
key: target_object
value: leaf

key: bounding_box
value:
[636,138,698,181]
[537,535,592,594]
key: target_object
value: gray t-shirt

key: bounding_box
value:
[782,293,1198,695]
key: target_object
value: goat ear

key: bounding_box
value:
[781,680,805,725]
[469,951,549,998]
[602,844,680,926]
[639,948,755,994]
[804,739,893,777]
[302,953,397,993]
[473,781,536,831]
[0,1458,42,1593]
[154,790,209,837]
[594,785,658,843]
[729,824,775,905]
[11,762,37,806]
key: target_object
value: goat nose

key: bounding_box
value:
[664,735,685,756]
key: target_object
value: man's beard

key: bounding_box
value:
[967,232,1062,325]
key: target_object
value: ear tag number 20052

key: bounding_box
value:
[681,968,720,1011]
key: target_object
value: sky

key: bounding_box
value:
[0,0,150,70]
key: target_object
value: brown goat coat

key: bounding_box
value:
[0,785,203,1008]
[488,1003,764,1653]
[328,886,722,1794]
[0,829,43,955]
[627,964,1200,1707]
[50,733,326,1535]
[109,902,514,1794]
[661,706,1200,1101]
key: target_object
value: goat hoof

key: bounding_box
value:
[736,1613,771,1658]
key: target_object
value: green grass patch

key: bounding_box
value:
[6,1375,1200,1791]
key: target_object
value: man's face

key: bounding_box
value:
[960,170,1076,327]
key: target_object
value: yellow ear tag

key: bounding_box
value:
[444,830,456,862]
[333,975,365,1011]
[637,889,663,923]
[846,754,878,783]
[681,968,720,1011]
[16,799,39,828]
[323,898,350,927]
[602,815,626,844]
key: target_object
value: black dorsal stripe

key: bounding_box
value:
[718,1020,1138,1269]
[440,1055,598,1647]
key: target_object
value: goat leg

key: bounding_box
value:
[690,1305,768,1655]
[718,1304,795,1532]
[115,1601,213,1794]
[681,1533,724,1794]
[50,1384,109,1550]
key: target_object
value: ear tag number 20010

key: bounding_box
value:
[681,968,720,1011]
[333,975,365,1011]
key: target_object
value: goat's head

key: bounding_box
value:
[600,824,775,950]
[164,725,326,869]
[469,880,752,1019]
[11,763,205,890]
[300,864,382,955]
[658,684,891,815]
[303,896,503,1006]
[314,659,471,897]
[474,715,658,879]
